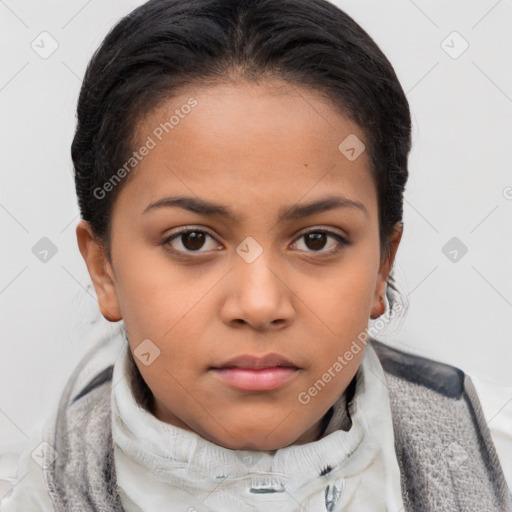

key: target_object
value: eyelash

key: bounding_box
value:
[162,227,350,257]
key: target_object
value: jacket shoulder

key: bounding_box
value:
[370,338,465,399]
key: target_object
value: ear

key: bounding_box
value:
[370,222,403,319]
[76,220,122,322]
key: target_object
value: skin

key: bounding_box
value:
[77,80,402,451]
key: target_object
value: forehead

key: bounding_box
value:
[117,80,377,221]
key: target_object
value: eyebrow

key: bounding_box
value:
[142,194,368,222]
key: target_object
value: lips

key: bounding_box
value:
[210,353,300,392]
[212,353,299,370]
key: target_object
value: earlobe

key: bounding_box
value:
[76,220,122,322]
[370,295,386,319]
[370,222,403,319]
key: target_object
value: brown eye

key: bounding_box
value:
[304,232,328,251]
[163,228,221,254]
[292,229,349,255]
[181,231,206,251]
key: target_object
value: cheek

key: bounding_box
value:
[113,246,224,352]
[111,245,186,336]
[310,257,376,327]
[302,256,376,365]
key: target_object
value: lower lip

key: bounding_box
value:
[211,367,299,391]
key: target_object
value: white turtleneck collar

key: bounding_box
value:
[111,341,404,511]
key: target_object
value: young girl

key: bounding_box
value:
[2,0,510,510]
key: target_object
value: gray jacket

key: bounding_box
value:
[44,339,512,512]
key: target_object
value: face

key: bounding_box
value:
[77,80,402,451]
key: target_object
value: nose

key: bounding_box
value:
[220,251,296,331]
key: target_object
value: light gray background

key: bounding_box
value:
[1,0,511,489]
